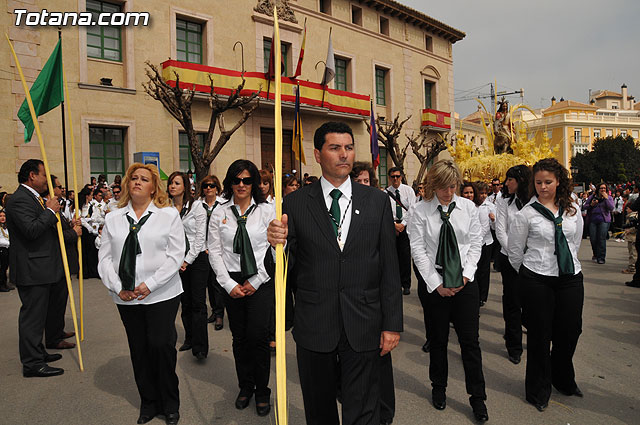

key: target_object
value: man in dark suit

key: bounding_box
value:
[268,122,403,425]
[5,159,65,377]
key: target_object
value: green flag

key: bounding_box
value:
[17,39,64,143]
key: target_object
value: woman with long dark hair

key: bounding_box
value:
[208,159,275,417]
[168,172,209,360]
[495,164,532,364]
[508,158,584,411]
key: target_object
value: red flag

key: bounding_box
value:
[370,101,379,169]
[292,19,306,78]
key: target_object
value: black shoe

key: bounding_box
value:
[214,318,224,331]
[207,313,216,323]
[597,258,605,264]
[23,365,64,378]
[165,412,180,424]
[556,386,583,397]
[479,300,486,307]
[256,402,271,417]
[380,420,393,425]
[402,287,410,295]
[422,340,431,353]
[235,392,253,410]
[195,352,206,361]
[471,400,488,422]
[432,389,446,410]
[0,286,10,292]
[45,353,62,363]
[508,353,521,365]
[625,280,640,288]
[137,413,156,424]
[178,343,192,352]
[527,399,548,412]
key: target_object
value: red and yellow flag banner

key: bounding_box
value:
[421,108,451,130]
[161,60,370,117]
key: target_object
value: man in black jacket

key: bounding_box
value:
[268,122,403,425]
[5,160,64,377]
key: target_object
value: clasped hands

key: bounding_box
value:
[229,281,257,298]
[436,277,469,297]
[118,282,150,302]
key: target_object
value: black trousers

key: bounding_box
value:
[297,329,381,425]
[519,267,583,405]
[17,283,55,371]
[0,247,9,288]
[45,277,68,347]
[498,253,522,357]
[223,273,273,402]
[81,231,99,278]
[414,263,431,343]
[490,229,501,266]
[379,352,395,423]
[426,280,486,402]
[206,265,225,319]
[396,228,411,290]
[180,252,209,355]
[476,244,492,303]
[117,295,181,416]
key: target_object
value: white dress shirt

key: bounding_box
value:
[21,183,56,216]
[207,197,275,293]
[507,196,583,276]
[408,194,483,293]
[386,183,416,226]
[488,191,500,204]
[495,194,524,256]
[105,198,120,214]
[320,177,353,249]
[477,198,495,246]
[178,199,207,264]
[98,201,185,305]
[0,226,9,249]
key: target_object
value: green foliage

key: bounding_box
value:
[571,135,640,183]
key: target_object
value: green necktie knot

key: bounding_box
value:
[435,202,463,289]
[329,189,342,236]
[231,205,258,280]
[118,212,152,291]
[530,202,575,276]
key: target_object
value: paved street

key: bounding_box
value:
[0,240,638,425]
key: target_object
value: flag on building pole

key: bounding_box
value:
[272,7,289,425]
[370,100,380,169]
[292,84,306,165]
[17,39,64,143]
[320,28,335,86]
[292,18,306,78]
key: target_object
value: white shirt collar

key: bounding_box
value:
[320,176,352,200]
[427,193,464,214]
[21,183,42,199]
[124,201,159,221]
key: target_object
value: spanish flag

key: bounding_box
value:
[292,84,306,164]
[292,19,306,79]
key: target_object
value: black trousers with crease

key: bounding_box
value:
[180,252,209,355]
[498,253,522,356]
[475,243,492,303]
[396,228,411,290]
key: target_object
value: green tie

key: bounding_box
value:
[118,213,152,291]
[203,201,218,242]
[395,191,403,220]
[329,189,342,236]
[231,205,258,281]
[179,206,191,255]
[530,202,575,276]
[435,203,464,289]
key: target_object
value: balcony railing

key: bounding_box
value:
[526,112,640,127]
[421,108,451,131]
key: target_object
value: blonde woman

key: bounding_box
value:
[98,163,185,425]
[408,160,488,422]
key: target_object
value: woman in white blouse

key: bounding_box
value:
[98,163,185,425]
[167,172,208,361]
[507,158,584,412]
[208,159,275,417]
[495,164,531,365]
[0,210,11,292]
[408,160,488,422]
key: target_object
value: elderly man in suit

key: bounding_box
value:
[268,122,403,425]
[5,159,65,377]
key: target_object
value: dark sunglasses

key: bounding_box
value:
[390,175,402,179]
[202,183,217,189]
[492,183,502,186]
[231,177,253,186]
[112,191,121,194]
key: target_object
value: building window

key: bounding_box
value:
[425,35,433,52]
[263,38,288,76]
[378,147,388,188]
[351,5,362,26]
[621,130,627,137]
[335,57,348,91]
[593,129,601,139]
[375,67,387,106]
[606,129,613,137]
[379,16,389,36]
[574,128,582,143]
[424,80,434,109]
[90,126,125,181]
[176,18,203,64]
[86,0,122,61]
[319,0,331,15]
[612,102,619,109]
[179,132,205,173]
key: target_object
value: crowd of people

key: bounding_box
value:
[1,120,639,425]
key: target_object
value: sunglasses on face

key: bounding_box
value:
[390,175,402,179]
[202,183,217,189]
[231,177,253,186]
